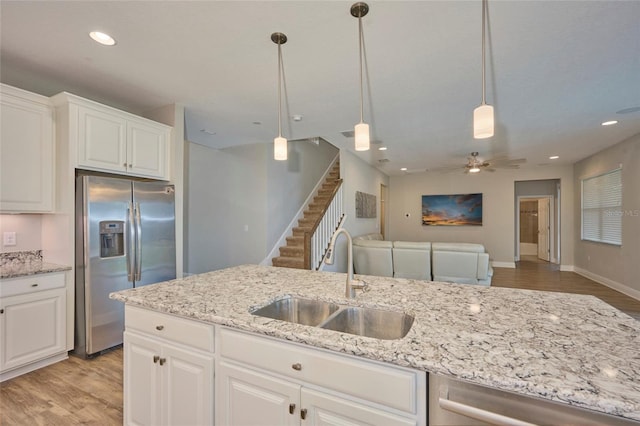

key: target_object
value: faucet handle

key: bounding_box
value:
[351,279,368,291]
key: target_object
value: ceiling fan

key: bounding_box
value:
[434,152,526,174]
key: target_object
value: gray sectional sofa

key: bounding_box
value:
[352,234,493,286]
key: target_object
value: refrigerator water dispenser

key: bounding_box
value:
[99,221,124,258]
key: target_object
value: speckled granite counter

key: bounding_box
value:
[110,264,640,421]
[0,250,71,279]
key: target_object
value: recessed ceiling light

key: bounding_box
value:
[89,31,116,46]
[549,155,559,160]
[469,167,481,173]
[601,120,618,126]
[378,147,387,151]
[400,167,407,171]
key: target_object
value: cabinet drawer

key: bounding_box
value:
[125,305,214,353]
[219,327,419,414]
[0,272,65,298]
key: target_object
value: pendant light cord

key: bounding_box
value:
[481,0,487,106]
[277,41,283,138]
[358,14,364,124]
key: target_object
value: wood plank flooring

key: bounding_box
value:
[1,260,638,425]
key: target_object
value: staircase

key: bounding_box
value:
[272,160,342,270]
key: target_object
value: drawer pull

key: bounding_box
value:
[300,409,307,420]
[292,363,302,371]
[0,309,4,314]
[289,403,296,414]
[153,355,160,363]
[156,325,164,331]
[31,283,39,287]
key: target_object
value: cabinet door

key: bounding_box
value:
[301,388,416,426]
[127,120,169,179]
[0,89,53,212]
[124,332,162,426]
[78,106,127,173]
[0,288,65,372]
[163,343,214,426]
[216,361,299,426]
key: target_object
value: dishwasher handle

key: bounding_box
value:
[439,388,539,426]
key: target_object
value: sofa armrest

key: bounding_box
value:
[477,253,490,280]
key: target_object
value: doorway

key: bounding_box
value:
[514,179,561,265]
[380,184,387,239]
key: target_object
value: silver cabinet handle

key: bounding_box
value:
[289,403,295,414]
[155,325,164,331]
[126,202,135,281]
[159,358,166,366]
[439,395,538,426]
[31,283,38,287]
[153,355,160,363]
[300,409,307,420]
[292,363,302,371]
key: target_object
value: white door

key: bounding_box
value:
[216,361,299,426]
[301,388,415,426]
[0,288,65,372]
[163,344,214,426]
[127,120,168,179]
[78,105,127,173]
[537,198,550,261]
[124,332,162,426]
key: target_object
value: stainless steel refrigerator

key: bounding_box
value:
[75,175,176,357]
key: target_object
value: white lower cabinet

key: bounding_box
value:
[123,306,214,426]
[0,272,67,381]
[216,327,426,426]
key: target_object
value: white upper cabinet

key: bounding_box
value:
[53,92,171,180]
[0,84,54,212]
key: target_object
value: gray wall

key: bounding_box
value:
[388,165,574,267]
[573,133,640,297]
[185,138,338,275]
[266,139,339,250]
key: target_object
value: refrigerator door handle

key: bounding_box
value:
[135,202,142,281]
[126,202,135,282]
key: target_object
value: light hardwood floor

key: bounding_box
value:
[1,261,638,425]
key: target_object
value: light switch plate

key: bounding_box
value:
[3,231,17,246]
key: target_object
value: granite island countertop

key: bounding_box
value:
[110,264,640,422]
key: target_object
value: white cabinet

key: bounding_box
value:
[53,92,171,180]
[0,272,67,381]
[123,305,214,426]
[0,84,54,212]
[216,327,426,426]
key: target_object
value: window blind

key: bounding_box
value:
[581,168,622,245]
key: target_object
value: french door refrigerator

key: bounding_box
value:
[75,175,176,357]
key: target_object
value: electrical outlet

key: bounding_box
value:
[3,231,17,246]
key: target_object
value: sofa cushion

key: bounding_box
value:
[431,242,485,253]
[392,245,431,280]
[392,241,432,250]
[353,241,393,277]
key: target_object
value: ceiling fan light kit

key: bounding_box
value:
[271,32,288,161]
[352,2,371,152]
[473,0,495,139]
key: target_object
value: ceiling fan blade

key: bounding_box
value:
[485,168,496,172]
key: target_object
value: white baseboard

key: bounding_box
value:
[560,264,574,272]
[492,261,516,269]
[574,267,640,302]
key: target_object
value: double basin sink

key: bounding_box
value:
[251,295,414,340]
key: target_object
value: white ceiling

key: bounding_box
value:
[2,1,639,176]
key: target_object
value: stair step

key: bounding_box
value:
[280,246,304,257]
[309,202,326,210]
[286,236,304,246]
[272,256,305,269]
[318,188,335,195]
[293,226,312,235]
[298,217,316,227]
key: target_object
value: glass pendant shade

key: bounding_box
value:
[354,122,370,151]
[473,104,494,139]
[274,136,288,161]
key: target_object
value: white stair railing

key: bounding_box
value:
[308,184,344,270]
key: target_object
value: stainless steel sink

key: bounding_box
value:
[319,306,414,340]
[251,296,414,340]
[251,296,340,326]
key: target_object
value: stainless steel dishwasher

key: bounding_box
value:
[429,374,638,426]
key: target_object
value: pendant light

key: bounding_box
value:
[351,2,370,151]
[272,32,288,161]
[473,0,494,139]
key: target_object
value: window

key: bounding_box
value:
[581,168,622,245]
